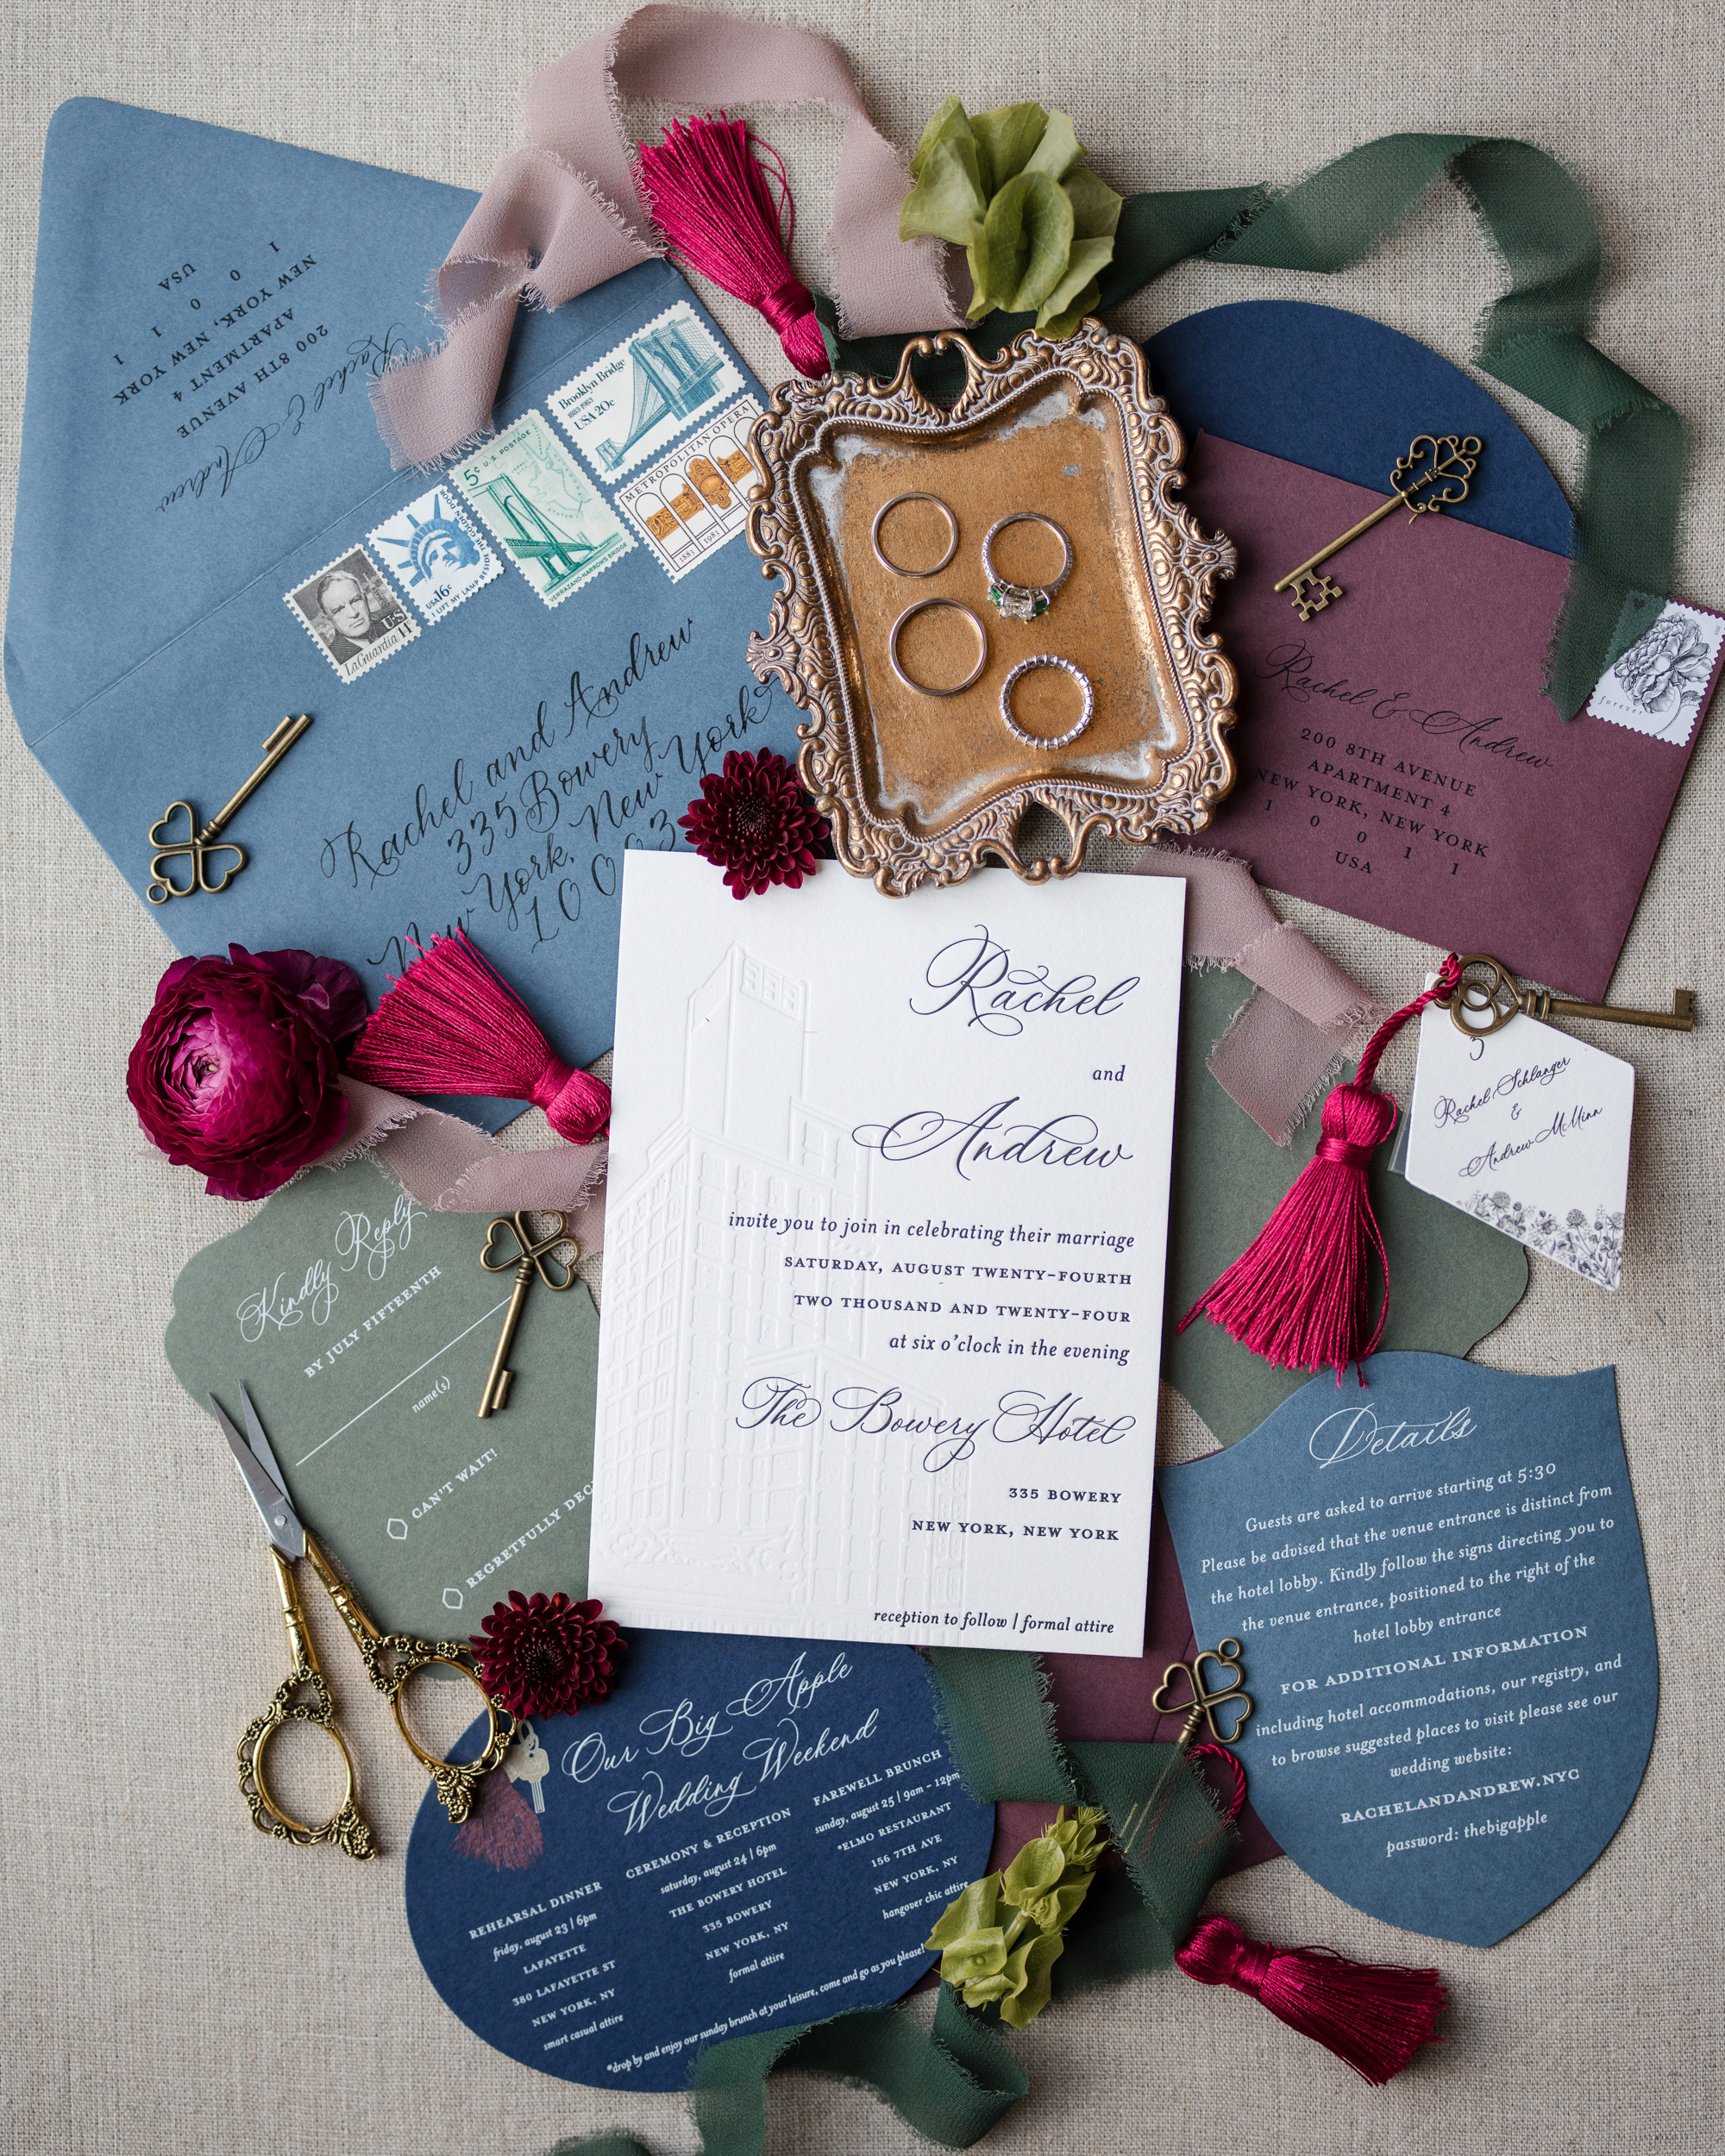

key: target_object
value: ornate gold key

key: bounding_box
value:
[1151,1639,1256,1749]
[478,1211,578,1417]
[147,712,312,902]
[1444,954,1697,1037]
[1275,434,1483,621]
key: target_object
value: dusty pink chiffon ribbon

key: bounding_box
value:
[1130,846,1383,1144]
[373,3,959,467]
[321,1077,608,1250]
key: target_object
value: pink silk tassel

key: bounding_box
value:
[1179,956,1462,1382]
[1177,1915,1447,2085]
[636,114,829,377]
[1176,1740,1446,2084]
[345,931,610,1144]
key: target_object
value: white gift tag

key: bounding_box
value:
[1404,990,1634,1289]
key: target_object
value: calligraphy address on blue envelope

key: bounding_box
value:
[405,1629,994,2090]
[1160,1353,1656,1946]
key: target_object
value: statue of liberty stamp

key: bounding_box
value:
[547,300,743,482]
[285,545,419,682]
[454,411,635,609]
[367,486,502,624]
[614,394,762,583]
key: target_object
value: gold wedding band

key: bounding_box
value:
[888,599,989,697]
[871,492,959,578]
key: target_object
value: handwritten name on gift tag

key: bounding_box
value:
[1160,1353,1657,1947]
[404,1628,994,2090]
[1405,995,1634,1288]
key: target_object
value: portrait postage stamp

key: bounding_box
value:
[453,411,635,609]
[547,301,743,482]
[367,486,502,624]
[614,395,762,584]
[285,545,419,682]
[1586,599,1725,748]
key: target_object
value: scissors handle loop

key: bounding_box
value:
[237,1550,377,1858]
[379,1650,518,1821]
[242,1688,373,1858]
[298,1528,515,1821]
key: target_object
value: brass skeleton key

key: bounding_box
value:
[477,1212,577,1418]
[147,713,313,902]
[1275,433,1483,621]
[1447,955,1697,1038]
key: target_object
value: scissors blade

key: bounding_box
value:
[209,1389,304,1559]
[239,1382,295,1499]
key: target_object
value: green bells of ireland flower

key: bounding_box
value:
[899,98,1124,339]
[925,1806,1110,2028]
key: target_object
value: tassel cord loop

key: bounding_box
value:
[1354,954,1463,1087]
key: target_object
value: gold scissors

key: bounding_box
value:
[210,1383,517,1858]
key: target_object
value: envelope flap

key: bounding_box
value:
[9,99,581,742]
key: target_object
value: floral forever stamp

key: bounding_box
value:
[453,411,635,609]
[1587,599,1725,747]
[285,546,419,681]
[1404,993,1634,1291]
[367,486,501,624]
[546,300,743,481]
[612,394,762,583]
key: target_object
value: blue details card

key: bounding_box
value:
[1159,1353,1656,1946]
[404,1629,994,2089]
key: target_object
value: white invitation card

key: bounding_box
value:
[589,855,1186,1656]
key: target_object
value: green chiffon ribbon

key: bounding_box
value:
[546,1650,1234,2156]
[823,131,1686,717]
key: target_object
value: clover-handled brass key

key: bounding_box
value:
[1275,434,1483,621]
[1444,954,1697,1038]
[147,713,313,903]
[1151,1639,1255,1749]
[478,1211,578,1418]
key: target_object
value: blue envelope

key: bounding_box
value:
[8,99,801,1126]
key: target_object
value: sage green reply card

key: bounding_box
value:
[166,1158,598,1639]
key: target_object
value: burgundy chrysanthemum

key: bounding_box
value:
[679,749,827,899]
[469,1592,624,1719]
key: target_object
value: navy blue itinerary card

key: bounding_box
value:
[404,1629,995,2088]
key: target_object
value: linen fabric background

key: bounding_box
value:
[2,4,1719,2151]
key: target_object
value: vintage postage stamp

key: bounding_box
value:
[453,411,635,608]
[285,546,419,681]
[1586,599,1725,748]
[613,394,763,583]
[547,301,744,482]
[367,486,501,624]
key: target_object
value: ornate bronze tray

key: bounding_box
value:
[744,322,1239,894]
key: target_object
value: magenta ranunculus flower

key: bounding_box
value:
[126,944,368,1200]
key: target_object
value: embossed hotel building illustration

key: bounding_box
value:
[599,943,972,1628]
